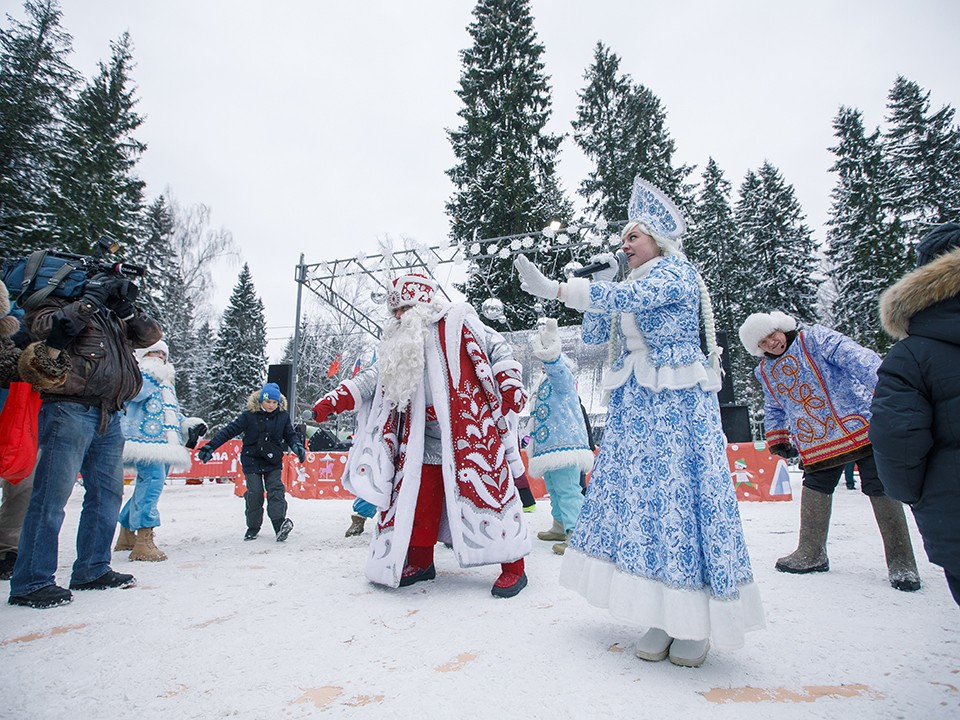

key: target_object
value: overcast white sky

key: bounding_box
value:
[7,0,959,359]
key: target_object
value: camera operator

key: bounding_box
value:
[8,269,161,609]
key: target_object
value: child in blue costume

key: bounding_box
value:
[527,318,594,555]
[515,176,764,667]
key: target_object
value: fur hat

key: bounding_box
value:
[627,176,686,240]
[738,311,797,357]
[135,338,169,361]
[260,382,281,403]
[387,273,437,311]
[915,222,960,267]
[17,341,70,390]
[0,279,19,339]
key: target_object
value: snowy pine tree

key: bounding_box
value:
[825,106,904,353]
[572,42,691,224]
[46,31,145,254]
[446,0,571,328]
[205,264,267,431]
[0,0,77,256]
[735,162,819,323]
[884,76,960,249]
[184,320,215,419]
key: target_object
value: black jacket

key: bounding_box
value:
[206,391,301,473]
[870,248,960,575]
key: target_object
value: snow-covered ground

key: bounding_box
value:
[1,475,957,720]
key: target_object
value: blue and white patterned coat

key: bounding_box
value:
[559,254,764,650]
[756,325,881,470]
[121,356,192,470]
[527,354,594,478]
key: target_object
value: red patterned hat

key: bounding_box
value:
[387,273,437,310]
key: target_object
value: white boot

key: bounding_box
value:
[634,628,672,662]
[668,639,710,668]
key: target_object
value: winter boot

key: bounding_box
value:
[114,526,136,552]
[344,514,367,538]
[491,559,527,598]
[400,545,436,587]
[776,486,832,573]
[668,639,710,668]
[552,531,572,556]
[130,528,167,562]
[869,495,921,592]
[635,628,672,662]
[276,518,294,542]
[537,519,566,542]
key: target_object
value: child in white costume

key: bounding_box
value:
[514,176,764,667]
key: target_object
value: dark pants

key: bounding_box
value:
[803,452,884,496]
[946,569,960,607]
[244,468,287,533]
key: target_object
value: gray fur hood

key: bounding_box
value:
[880,247,960,341]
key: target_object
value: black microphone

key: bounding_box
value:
[301,409,316,422]
[571,251,626,278]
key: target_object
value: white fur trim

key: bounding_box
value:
[136,339,169,361]
[122,440,192,470]
[560,548,765,650]
[559,277,592,312]
[738,311,797,357]
[527,448,595,478]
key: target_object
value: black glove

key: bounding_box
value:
[81,272,119,308]
[185,422,208,450]
[294,444,306,463]
[106,279,138,321]
[769,443,799,459]
[197,444,214,463]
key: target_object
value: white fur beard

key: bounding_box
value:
[378,305,429,407]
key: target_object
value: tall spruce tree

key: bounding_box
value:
[446,0,571,328]
[46,31,145,254]
[825,106,903,353]
[184,320,215,418]
[573,43,691,225]
[735,162,819,324]
[683,158,755,408]
[205,264,267,430]
[0,0,77,256]
[884,76,960,249]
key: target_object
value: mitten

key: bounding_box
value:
[311,385,355,422]
[294,444,307,463]
[81,272,117,308]
[184,420,208,449]
[197,444,214,463]
[513,255,559,300]
[106,279,138,321]
[531,318,561,362]
[585,252,619,282]
[768,443,799,459]
[495,368,527,417]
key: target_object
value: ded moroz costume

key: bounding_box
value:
[310,274,531,597]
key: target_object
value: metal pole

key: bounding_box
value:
[290,253,305,416]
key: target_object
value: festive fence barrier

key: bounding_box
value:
[157,439,791,503]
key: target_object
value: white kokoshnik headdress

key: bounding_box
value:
[627,176,686,240]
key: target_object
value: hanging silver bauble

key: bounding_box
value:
[370,287,387,304]
[562,261,584,279]
[533,302,545,317]
[481,297,504,321]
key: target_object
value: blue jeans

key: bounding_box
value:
[10,403,125,596]
[352,497,377,518]
[119,462,169,530]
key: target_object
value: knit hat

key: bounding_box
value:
[915,222,960,267]
[627,176,686,240]
[387,273,437,310]
[135,339,169,361]
[260,382,281,402]
[738,311,797,357]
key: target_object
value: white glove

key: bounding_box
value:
[531,318,560,361]
[586,252,619,282]
[514,255,559,300]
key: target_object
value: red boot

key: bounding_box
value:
[492,558,527,598]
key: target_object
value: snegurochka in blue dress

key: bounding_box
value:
[514,176,765,668]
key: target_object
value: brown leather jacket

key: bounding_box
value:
[27,296,162,412]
